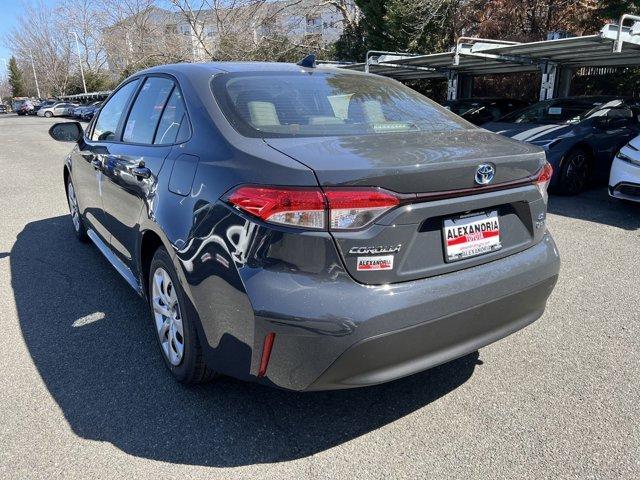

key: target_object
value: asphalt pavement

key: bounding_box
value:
[0,114,638,479]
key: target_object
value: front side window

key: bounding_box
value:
[211,71,469,138]
[123,77,174,144]
[91,79,140,141]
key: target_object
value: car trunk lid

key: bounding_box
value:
[264,129,548,285]
[264,129,544,193]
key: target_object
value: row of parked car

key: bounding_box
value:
[443,95,640,198]
[15,99,102,121]
[11,89,639,201]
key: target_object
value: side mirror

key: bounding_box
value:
[49,122,83,142]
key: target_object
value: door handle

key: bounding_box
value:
[132,166,151,179]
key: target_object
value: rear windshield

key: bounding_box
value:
[211,71,469,138]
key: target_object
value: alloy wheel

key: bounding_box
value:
[565,153,589,194]
[67,182,80,232]
[151,267,185,366]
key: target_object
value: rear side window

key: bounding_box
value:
[154,87,190,145]
[123,77,174,144]
[92,80,140,141]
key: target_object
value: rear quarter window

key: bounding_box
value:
[154,87,190,145]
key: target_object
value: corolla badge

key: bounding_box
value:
[349,244,401,255]
[475,163,495,185]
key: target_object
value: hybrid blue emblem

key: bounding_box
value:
[475,164,495,185]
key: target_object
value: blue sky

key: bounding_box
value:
[0,1,58,73]
[0,0,177,74]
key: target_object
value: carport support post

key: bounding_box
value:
[557,67,574,98]
[539,62,558,100]
[446,70,459,100]
[459,75,474,99]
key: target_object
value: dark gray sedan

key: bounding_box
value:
[48,61,560,390]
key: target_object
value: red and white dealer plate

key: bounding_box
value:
[356,255,394,271]
[443,211,502,262]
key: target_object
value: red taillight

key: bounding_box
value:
[325,188,399,230]
[226,185,400,231]
[227,186,326,229]
[535,162,553,200]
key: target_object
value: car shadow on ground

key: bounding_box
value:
[547,187,640,230]
[11,215,479,467]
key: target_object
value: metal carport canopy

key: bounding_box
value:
[339,16,640,99]
[59,91,112,101]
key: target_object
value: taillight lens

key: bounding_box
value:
[325,189,400,230]
[227,186,326,229]
[535,162,553,201]
[226,186,400,230]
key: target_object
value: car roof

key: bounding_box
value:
[137,61,362,77]
[141,61,301,74]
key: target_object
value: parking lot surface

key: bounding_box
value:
[0,114,638,479]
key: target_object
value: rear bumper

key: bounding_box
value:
[243,233,560,391]
[307,276,555,390]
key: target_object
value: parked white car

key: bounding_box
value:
[609,134,640,203]
[37,102,77,117]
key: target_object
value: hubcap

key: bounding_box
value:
[151,267,184,366]
[67,182,80,232]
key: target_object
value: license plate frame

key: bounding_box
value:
[443,210,502,262]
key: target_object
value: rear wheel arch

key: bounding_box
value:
[139,229,165,298]
[63,166,71,192]
[572,142,595,161]
[560,143,595,169]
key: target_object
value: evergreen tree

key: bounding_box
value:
[7,57,27,97]
[597,0,640,20]
[354,0,392,51]
[332,22,368,62]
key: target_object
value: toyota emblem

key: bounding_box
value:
[475,164,495,185]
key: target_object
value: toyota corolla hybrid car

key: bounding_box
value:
[484,96,640,195]
[609,134,640,202]
[48,61,560,391]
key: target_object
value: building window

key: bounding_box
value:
[204,25,216,38]
[305,16,322,34]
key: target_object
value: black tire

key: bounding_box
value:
[557,148,591,195]
[66,178,89,242]
[148,247,217,384]
[44,111,52,118]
